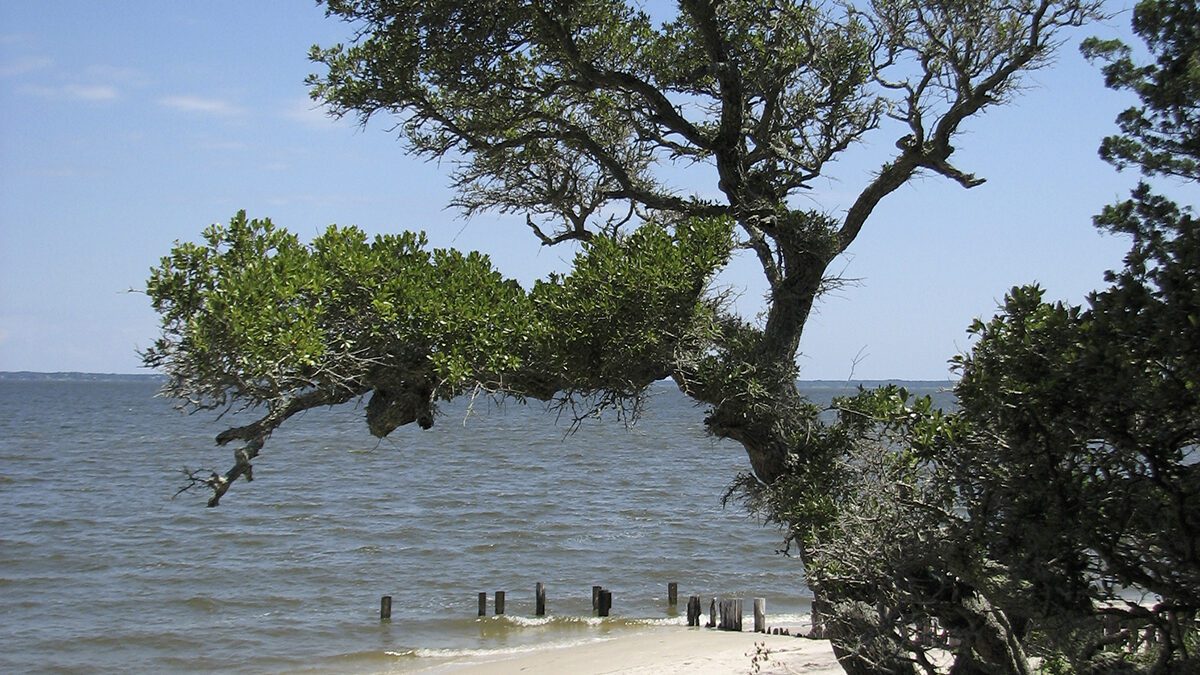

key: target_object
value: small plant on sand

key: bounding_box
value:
[748,641,771,675]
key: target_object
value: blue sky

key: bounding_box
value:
[0,1,1158,379]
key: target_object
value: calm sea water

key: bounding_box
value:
[0,378,952,673]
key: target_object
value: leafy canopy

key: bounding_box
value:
[747,1,1200,670]
[145,211,732,504]
[148,0,1106,529]
[1081,0,1200,180]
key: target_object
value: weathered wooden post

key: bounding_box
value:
[478,592,487,617]
[708,597,717,628]
[535,582,546,617]
[753,598,765,633]
[668,582,678,607]
[718,599,744,631]
[686,595,701,626]
[495,591,506,615]
[592,585,603,611]
[598,589,613,617]
[380,595,392,620]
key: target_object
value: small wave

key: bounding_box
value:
[482,613,689,629]
[481,611,815,631]
[495,614,602,628]
[182,595,220,612]
[32,516,97,529]
[400,636,615,660]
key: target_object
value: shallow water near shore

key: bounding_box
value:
[0,377,952,673]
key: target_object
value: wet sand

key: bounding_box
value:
[429,625,842,674]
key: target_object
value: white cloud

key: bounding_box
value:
[63,84,119,101]
[22,82,119,101]
[159,94,243,116]
[196,139,247,152]
[0,56,52,77]
[0,33,31,44]
[282,97,343,129]
[83,64,147,86]
[6,61,147,106]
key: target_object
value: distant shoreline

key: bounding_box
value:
[0,371,164,382]
[0,371,952,387]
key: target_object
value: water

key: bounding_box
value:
[0,377,953,673]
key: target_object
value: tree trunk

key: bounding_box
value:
[678,368,911,675]
[818,598,921,675]
[675,256,829,483]
[944,594,1033,675]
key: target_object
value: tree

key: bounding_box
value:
[303,0,1103,485]
[151,0,1103,502]
[147,2,1103,671]
[755,1,1199,671]
[961,2,1200,665]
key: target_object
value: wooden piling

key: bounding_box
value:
[687,595,701,626]
[668,582,678,606]
[718,599,743,631]
[753,598,765,633]
[598,589,613,617]
[380,595,392,620]
[536,582,546,617]
[592,585,603,611]
[478,592,487,617]
[708,597,717,628]
[495,591,506,615]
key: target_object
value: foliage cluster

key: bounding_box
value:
[742,1,1200,671]
[145,3,1151,673]
[150,0,1103,523]
[145,213,732,504]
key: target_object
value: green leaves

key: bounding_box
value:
[145,211,733,422]
[796,5,1200,667]
[529,216,734,394]
[1082,0,1200,181]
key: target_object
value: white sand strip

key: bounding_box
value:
[428,626,842,674]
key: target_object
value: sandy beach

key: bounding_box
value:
[429,626,842,674]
